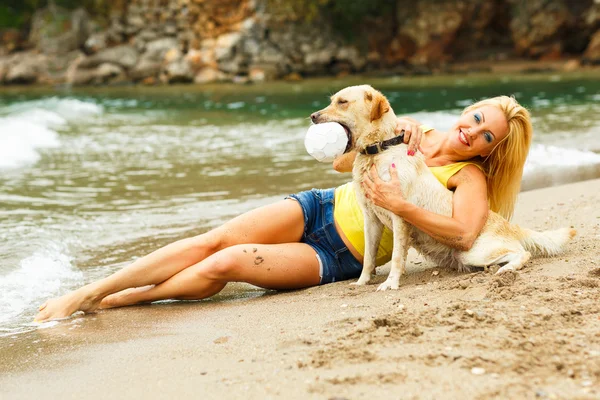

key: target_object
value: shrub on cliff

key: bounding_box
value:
[267,0,395,39]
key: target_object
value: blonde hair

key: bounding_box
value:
[464,96,532,221]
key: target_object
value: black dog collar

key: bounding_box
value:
[359,131,405,155]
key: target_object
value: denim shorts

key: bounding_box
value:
[286,188,363,284]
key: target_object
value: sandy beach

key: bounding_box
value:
[1,179,599,399]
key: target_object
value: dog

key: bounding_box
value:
[311,85,576,291]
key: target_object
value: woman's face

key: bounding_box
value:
[449,105,509,158]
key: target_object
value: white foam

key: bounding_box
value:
[0,98,102,169]
[3,97,103,122]
[524,144,600,173]
[406,110,459,131]
[0,243,83,326]
[522,144,600,190]
[0,116,61,168]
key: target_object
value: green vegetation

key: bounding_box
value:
[0,0,116,30]
[268,0,395,38]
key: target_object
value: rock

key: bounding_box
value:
[509,1,573,58]
[131,30,160,53]
[232,75,250,85]
[164,59,193,83]
[164,48,182,64]
[0,57,8,82]
[129,59,162,80]
[219,55,247,74]
[255,44,287,66]
[583,30,600,64]
[79,45,139,70]
[471,367,486,375]
[397,1,470,65]
[185,49,208,71]
[305,48,335,68]
[68,62,124,85]
[194,67,224,84]
[242,38,261,57]
[29,6,92,55]
[248,63,278,82]
[126,15,145,32]
[283,72,302,81]
[4,53,46,84]
[84,32,108,55]
[96,63,125,81]
[144,38,179,63]
[336,46,366,71]
[1,29,25,54]
[385,34,417,65]
[141,76,157,85]
[215,32,242,61]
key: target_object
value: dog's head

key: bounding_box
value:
[310,85,396,153]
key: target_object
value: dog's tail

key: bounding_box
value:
[516,226,576,257]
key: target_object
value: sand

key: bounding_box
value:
[1,179,599,400]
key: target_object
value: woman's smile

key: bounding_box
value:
[458,129,470,146]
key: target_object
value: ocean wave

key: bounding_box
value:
[0,243,83,326]
[522,144,600,190]
[0,116,61,168]
[0,98,103,169]
[1,97,103,122]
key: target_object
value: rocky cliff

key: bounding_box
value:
[1,0,599,86]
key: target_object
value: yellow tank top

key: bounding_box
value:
[334,126,483,265]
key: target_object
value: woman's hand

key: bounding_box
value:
[396,116,423,156]
[362,163,407,214]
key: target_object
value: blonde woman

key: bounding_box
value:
[35,95,532,322]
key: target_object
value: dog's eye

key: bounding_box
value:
[337,99,348,105]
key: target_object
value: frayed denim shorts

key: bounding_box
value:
[286,188,363,284]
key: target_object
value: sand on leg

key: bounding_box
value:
[35,199,307,322]
[99,242,321,308]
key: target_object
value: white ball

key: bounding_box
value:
[304,122,349,163]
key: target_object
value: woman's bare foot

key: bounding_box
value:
[99,285,155,309]
[34,289,102,322]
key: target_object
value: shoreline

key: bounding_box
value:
[1,178,599,398]
[1,59,600,91]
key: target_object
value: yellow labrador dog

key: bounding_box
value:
[311,85,576,291]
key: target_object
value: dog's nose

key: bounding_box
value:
[310,112,320,123]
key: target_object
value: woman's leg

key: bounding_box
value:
[35,199,307,322]
[101,242,321,308]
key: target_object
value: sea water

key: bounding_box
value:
[1,73,600,335]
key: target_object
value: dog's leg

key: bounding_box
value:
[377,216,409,291]
[456,240,532,275]
[495,251,531,274]
[353,208,384,286]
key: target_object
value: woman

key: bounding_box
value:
[35,95,532,322]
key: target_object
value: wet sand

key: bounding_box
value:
[1,179,599,399]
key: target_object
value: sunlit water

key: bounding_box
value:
[1,73,600,335]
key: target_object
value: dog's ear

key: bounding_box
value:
[370,92,390,122]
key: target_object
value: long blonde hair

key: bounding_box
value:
[464,96,532,221]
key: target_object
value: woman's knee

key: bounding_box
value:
[201,249,244,281]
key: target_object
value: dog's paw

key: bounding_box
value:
[376,279,399,291]
[351,278,370,286]
[495,265,515,275]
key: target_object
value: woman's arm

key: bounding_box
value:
[362,164,489,251]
